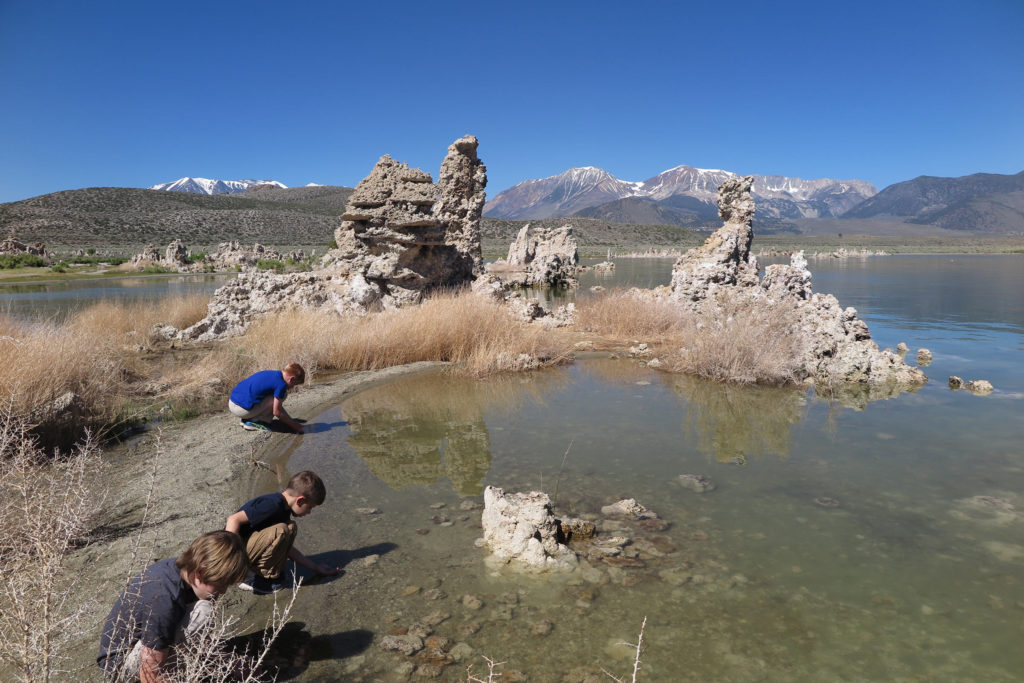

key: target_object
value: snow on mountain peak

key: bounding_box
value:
[149,177,288,195]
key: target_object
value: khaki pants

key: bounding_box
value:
[246,521,297,579]
[108,599,213,682]
[228,396,274,421]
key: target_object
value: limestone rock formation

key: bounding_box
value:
[0,235,47,259]
[486,225,579,287]
[670,175,759,303]
[164,239,190,267]
[434,135,487,277]
[481,486,578,572]
[176,136,488,340]
[659,175,925,388]
[130,245,161,266]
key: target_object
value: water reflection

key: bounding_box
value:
[342,371,568,494]
[665,373,806,462]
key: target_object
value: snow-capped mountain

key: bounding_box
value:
[484,165,876,222]
[149,177,288,195]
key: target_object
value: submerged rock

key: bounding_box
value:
[965,379,994,395]
[678,474,716,493]
[481,486,578,572]
[600,498,658,520]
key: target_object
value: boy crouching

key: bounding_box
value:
[225,470,339,595]
[97,530,249,682]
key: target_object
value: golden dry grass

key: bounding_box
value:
[237,290,571,378]
[575,289,689,341]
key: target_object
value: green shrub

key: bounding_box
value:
[256,259,285,272]
[0,254,47,269]
[189,251,207,263]
[328,238,338,249]
[49,262,68,273]
[85,247,96,255]
[137,265,174,274]
[63,255,128,265]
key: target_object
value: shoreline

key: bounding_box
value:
[68,361,448,674]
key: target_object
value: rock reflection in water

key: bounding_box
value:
[342,371,567,494]
[665,374,807,462]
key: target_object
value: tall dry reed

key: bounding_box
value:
[575,289,689,341]
[669,295,806,385]
[238,290,571,378]
[0,295,210,431]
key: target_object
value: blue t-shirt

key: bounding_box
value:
[238,492,293,541]
[97,558,196,671]
[229,370,288,410]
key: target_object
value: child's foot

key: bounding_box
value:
[244,574,291,595]
[241,420,269,431]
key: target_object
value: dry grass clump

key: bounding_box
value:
[0,295,210,427]
[670,295,806,385]
[575,289,688,341]
[239,290,571,377]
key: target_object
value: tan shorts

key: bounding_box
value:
[228,396,274,421]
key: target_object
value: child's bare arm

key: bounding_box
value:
[225,510,249,535]
[287,545,340,576]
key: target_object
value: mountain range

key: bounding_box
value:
[483,166,877,231]
[149,177,288,195]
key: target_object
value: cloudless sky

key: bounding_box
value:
[1,0,1022,203]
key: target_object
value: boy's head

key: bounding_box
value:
[284,470,326,516]
[283,362,305,387]
[176,530,249,598]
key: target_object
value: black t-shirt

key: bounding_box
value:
[97,558,197,670]
[238,492,292,541]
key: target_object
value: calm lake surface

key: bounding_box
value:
[0,273,232,320]
[241,255,1024,681]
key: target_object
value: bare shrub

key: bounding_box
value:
[0,405,104,682]
[670,295,806,385]
[602,616,647,683]
[575,290,689,341]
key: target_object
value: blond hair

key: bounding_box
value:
[283,362,305,384]
[285,470,325,505]
[176,530,249,587]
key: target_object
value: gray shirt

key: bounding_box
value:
[97,558,196,672]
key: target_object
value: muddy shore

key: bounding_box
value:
[67,361,447,678]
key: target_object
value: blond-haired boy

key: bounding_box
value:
[98,530,249,681]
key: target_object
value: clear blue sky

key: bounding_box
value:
[1,0,1022,203]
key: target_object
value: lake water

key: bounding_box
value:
[0,273,232,320]
[240,255,1024,681]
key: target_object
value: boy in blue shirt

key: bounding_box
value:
[225,470,340,595]
[228,362,305,433]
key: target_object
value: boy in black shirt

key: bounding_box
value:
[225,470,339,594]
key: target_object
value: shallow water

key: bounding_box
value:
[247,255,1024,680]
[0,273,233,320]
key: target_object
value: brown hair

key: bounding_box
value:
[176,530,249,587]
[285,470,326,505]
[283,362,305,384]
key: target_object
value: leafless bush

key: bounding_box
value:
[0,404,104,682]
[603,616,647,683]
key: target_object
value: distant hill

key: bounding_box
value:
[481,216,703,254]
[0,185,354,249]
[842,170,1024,233]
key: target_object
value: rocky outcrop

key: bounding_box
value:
[0,235,47,259]
[486,225,579,287]
[670,176,759,303]
[434,135,487,277]
[130,245,161,265]
[480,486,578,572]
[207,241,286,269]
[164,239,190,267]
[659,175,925,388]
[177,137,487,341]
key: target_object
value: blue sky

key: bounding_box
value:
[1,0,1022,203]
